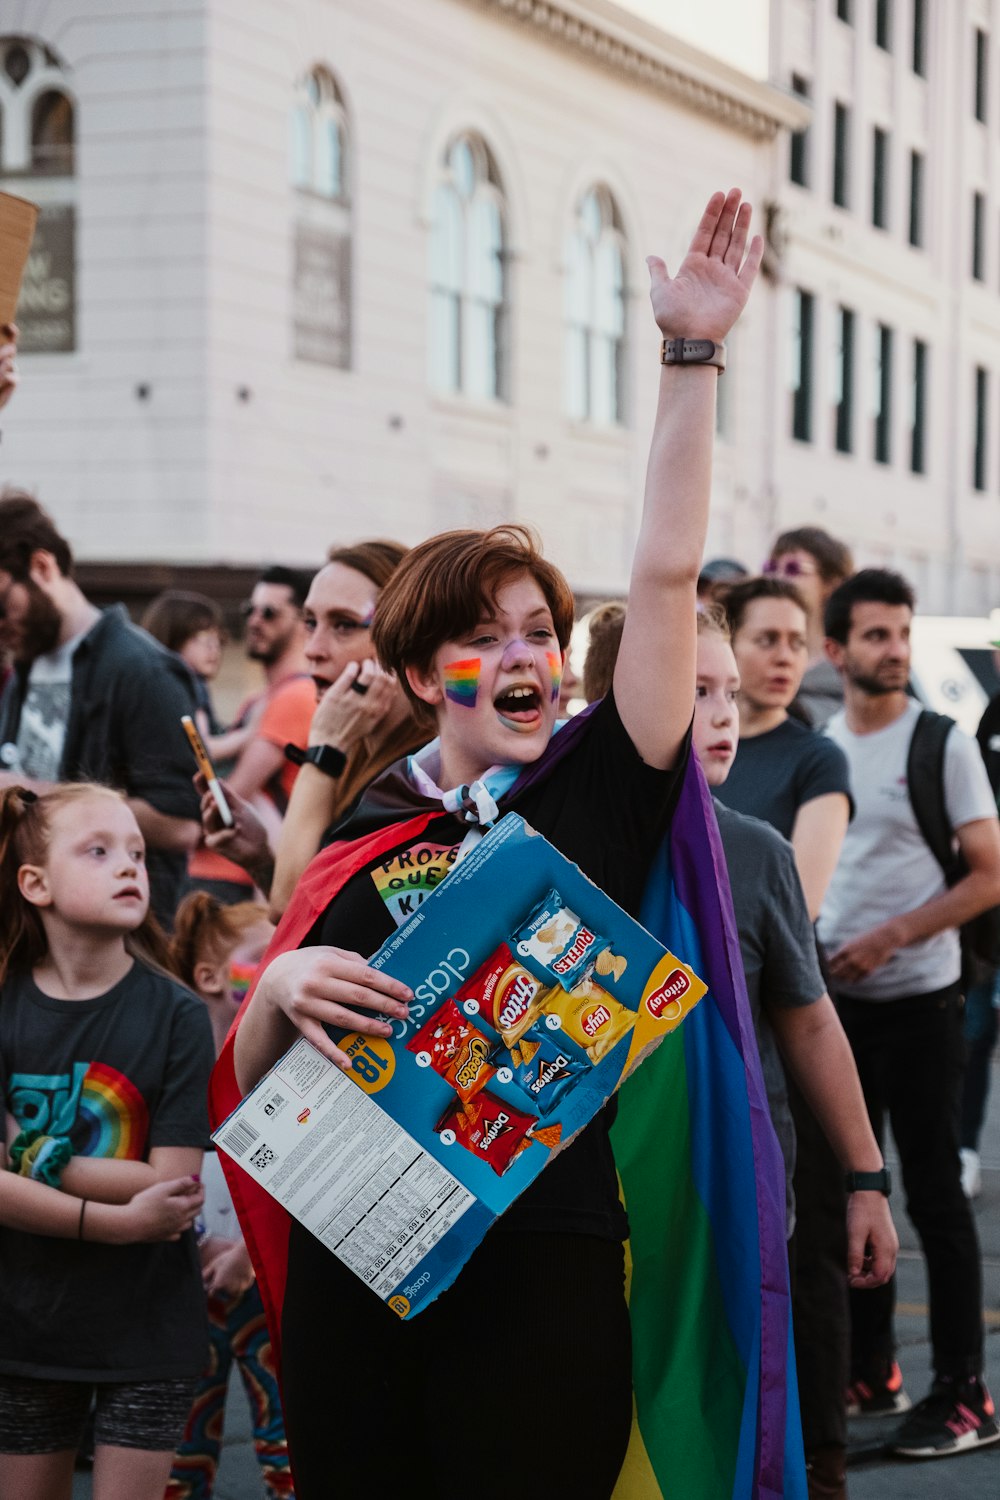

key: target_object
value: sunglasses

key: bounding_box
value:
[763,558,818,579]
[240,601,287,622]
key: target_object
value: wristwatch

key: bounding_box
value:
[284,742,347,779]
[660,337,727,373]
[844,1168,892,1197]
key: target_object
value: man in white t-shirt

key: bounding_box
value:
[818,568,1000,1460]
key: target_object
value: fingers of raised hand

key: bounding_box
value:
[707,188,744,259]
[688,190,728,258]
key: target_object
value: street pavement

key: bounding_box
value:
[74,1057,1000,1499]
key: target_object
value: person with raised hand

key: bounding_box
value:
[212,192,772,1500]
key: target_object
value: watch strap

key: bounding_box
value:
[660,337,727,372]
[284,742,347,779]
[844,1168,892,1197]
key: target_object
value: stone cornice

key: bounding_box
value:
[463,0,810,141]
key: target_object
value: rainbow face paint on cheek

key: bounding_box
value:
[228,961,258,1007]
[546,651,563,704]
[444,658,481,708]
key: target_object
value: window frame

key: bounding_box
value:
[428,132,509,404]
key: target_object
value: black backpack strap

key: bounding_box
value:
[905,708,956,876]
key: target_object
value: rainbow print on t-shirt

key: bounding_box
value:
[371,842,461,927]
[444,658,480,708]
[76,1061,149,1160]
[546,651,563,704]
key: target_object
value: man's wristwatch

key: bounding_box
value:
[660,337,727,373]
[284,742,347,779]
[844,1168,892,1197]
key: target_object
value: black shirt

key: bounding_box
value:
[0,607,201,925]
[0,962,214,1381]
[714,715,852,840]
[303,692,687,1240]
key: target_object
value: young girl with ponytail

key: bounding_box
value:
[165,892,293,1500]
[0,783,214,1500]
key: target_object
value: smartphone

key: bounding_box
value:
[181,715,235,828]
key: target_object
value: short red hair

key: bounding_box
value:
[373,526,575,705]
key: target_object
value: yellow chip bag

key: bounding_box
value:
[544,974,635,1064]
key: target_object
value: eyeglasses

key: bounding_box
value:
[763,558,818,579]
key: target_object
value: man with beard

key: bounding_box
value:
[818,567,1000,1460]
[0,490,200,923]
[187,566,313,901]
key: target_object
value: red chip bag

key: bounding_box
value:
[436,1091,536,1176]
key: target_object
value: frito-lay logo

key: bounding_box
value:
[581,1004,611,1037]
[646,970,691,1019]
[478,1110,511,1149]
[454,1036,492,1090]
[552,927,596,975]
[296,1107,311,1124]
[496,971,538,1031]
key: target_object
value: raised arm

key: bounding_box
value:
[614,190,762,769]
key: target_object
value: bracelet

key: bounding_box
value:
[78,1199,87,1241]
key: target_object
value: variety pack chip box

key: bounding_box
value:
[213,814,706,1318]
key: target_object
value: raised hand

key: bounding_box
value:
[647,189,763,343]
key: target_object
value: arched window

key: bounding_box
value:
[564,186,627,425]
[31,88,73,175]
[429,134,507,401]
[291,68,348,201]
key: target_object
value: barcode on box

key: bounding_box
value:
[220,1119,260,1159]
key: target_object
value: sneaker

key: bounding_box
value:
[846,1360,911,1417]
[960,1148,982,1199]
[891,1376,1000,1458]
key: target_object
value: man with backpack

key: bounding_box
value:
[817,567,1000,1459]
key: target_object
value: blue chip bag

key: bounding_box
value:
[514,888,610,991]
[503,1030,586,1115]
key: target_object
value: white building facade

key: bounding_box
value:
[769,0,1000,613]
[0,0,801,603]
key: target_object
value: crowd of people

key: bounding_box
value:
[0,192,998,1500]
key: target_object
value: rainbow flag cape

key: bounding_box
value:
[611,752,806,1500]
[209,712,805,1500]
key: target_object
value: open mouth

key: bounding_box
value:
[114,886,143,902]
[311,675,333,697]
[494,683,543,728]
[708,740,733,756]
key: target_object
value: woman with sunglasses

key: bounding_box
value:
[765,527,854,728]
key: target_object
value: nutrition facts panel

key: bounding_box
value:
[215,1039,475,1298]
